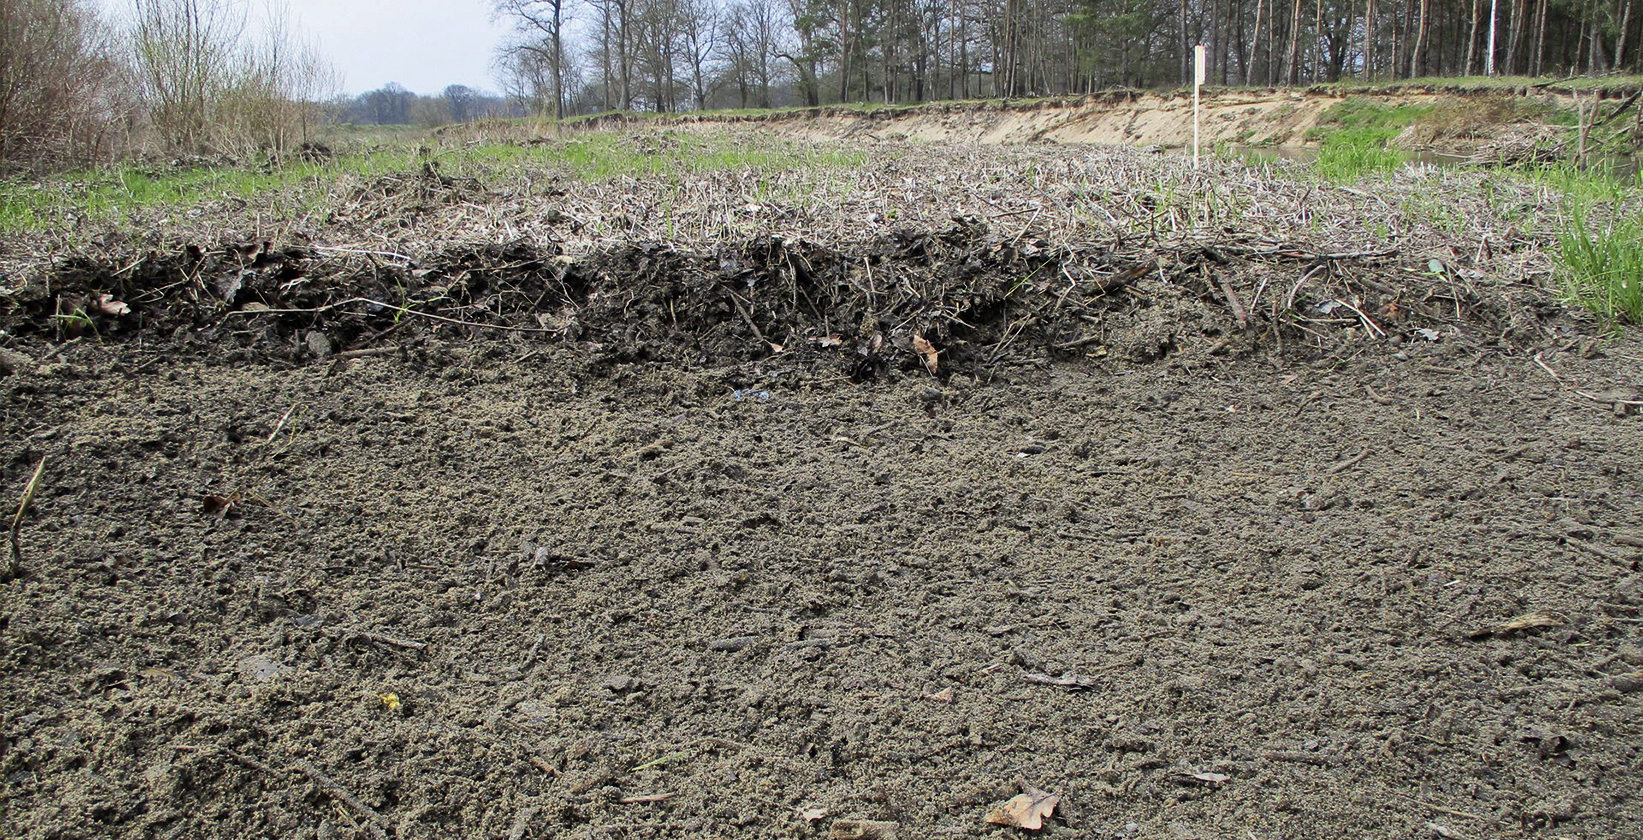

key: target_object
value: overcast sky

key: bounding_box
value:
[97,0,516,96]
[282,0,513,95]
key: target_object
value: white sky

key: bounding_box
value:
[96,0,515,96]
[279,0,513,95]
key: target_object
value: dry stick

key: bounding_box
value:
[6,456,46,581]
[1216,275,1249,327]
[1334,299,1386,338]
[1593,91,1642,128]
[264,406,297,445]
[346,627,429,651]
[1532,352,1564,383]
[722,287,770,347]
[1328,448,1371,474]
[1576,389,1643,407]
[618,792,678,804]
[310,246,416,262]
[1564,536,1637,565]
[338,346,400,359]
[225,297,559,335]
[1401,795,1493,823]
[1532,353,1641,407]
[291,758,391,840]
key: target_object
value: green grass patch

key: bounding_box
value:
[0,132,864,232]
[1556,203,1643,326]
[0,150,415,232]
[1307,97,1433,141]
[460,133,864,180]
[1521,161,1643,203]
[1313,127,1406,181]
[1315,74,1643,95]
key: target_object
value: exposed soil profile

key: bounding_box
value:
[3,135,1642,839]
[623,86,1613,154]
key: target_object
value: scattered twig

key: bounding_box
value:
[618,792,678,804]
[344,627,429,652]
[1404,796,1493,823]
[312,245,416,262]
[722,286,770,346]
[338,346,401,359]
[1216,275,1248,327]
[1593,91,1641,128]
[1024,671,1103,689]
[243,489,300,528]
[1564,536,1636,565]
[1574,389,1643,407]
[291,758,391,840]
[264,406,297,445]
[1466,610,1563,640]
[1333,298,1386,338]
[5,456,46,581]
[226,297,560,334]
[1327,448,1371,474]
[1532,352,1564,383]
[1532,353,1642,410]
[1261,750,1345,766]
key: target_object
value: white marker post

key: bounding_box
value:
[1193,44,1206,169]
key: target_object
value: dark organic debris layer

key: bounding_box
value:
[7,221,1561,377]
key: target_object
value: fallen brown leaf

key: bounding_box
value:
[984,788,1060,830]
[911,333,938,375]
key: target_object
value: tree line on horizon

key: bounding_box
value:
[3,0,1638,171]
[491,0,1640,116]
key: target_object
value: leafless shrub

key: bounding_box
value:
[0,0,132,171]
[127,0,338,159]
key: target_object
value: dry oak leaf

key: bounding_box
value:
[984,787,1060,830]
[911,333,938,375]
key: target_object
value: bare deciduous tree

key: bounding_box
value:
[496,0,574,118]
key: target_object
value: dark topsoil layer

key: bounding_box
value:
[2,229,1642,840]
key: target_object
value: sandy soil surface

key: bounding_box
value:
[3,132,1642,840]
[4,337,1642,840]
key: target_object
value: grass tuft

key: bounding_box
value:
[1313,128,1406,181]
[1555,203,1643,325]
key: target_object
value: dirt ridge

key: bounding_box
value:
[582,85,1623,149]
[4,222,1565,378]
